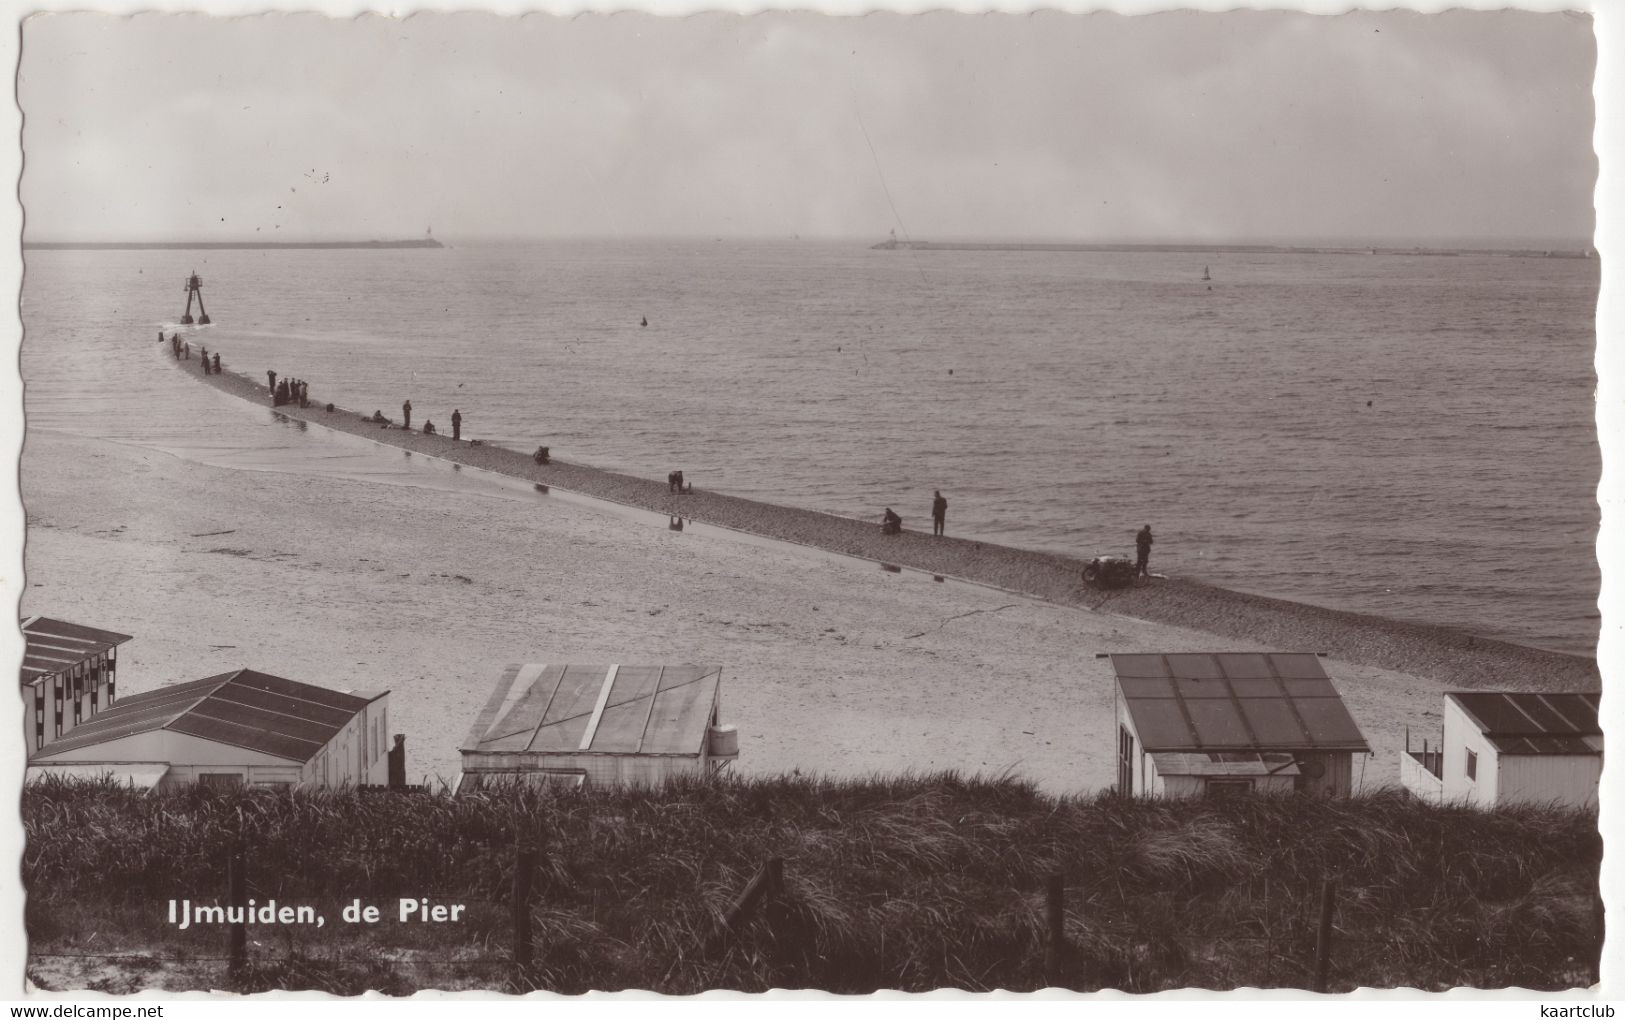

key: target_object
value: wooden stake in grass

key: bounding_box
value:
[227,846,247,978]
[723,857,784,933]
[1313,877,1337,993]
[1043,872,1067,988]
[513,845,539,983]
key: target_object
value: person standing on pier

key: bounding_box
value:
[931,490,948,537]
[199,346,210,374]
[299,381,308,407]
[1136,525,1154,578]
[402,400,412,430]
[268,370,277,395]
[451,409,462,442]
[212,353,220,374]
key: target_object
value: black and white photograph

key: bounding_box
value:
[6,2,1613,999]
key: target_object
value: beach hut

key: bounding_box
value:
[26,668,390,791]
[1106,652,1371,798]
[19,616,133,754]
[1400,692,1601,809]
[456,663,737,792]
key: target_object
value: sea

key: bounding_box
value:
[20,239,1602,656]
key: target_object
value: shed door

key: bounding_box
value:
[1118,726,1135,794]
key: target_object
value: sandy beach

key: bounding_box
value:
[14,346,1596,793]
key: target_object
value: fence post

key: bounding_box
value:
[227,845,247,979]
[1043,872,1066,988]
[512,845,539,984]
[1313,877,1337,993]
[722,857,784,932]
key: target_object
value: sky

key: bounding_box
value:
[16,10,1599,245]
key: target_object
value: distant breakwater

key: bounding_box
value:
[27,239,444,251]
[165,344,1599,692]
[870,239,1594,260]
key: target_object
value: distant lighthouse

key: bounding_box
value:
[180,271,210,325]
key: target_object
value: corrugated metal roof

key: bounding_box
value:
[1448,692,1602,756]
[464,664,721,757]
[20,617,133,686]
[31,669,373,763]
[1111,652,1370,754]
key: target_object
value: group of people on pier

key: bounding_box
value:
[396,400,465,441]
[882,490,947,537]
[162,331,218,374]
[268,371,308,408]
[878,489,1156,580]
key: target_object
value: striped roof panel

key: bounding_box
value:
[20,618,132,686]
[31,669,374,763]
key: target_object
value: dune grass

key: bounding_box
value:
[23,772,1600,994]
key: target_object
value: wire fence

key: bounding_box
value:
[26,849,1605,994]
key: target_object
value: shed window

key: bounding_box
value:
[1206,779,1253,798]
[199,773,245,791]
[1466,749,1478,782]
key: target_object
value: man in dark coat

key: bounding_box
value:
[1136,525,1154,578]
[402,400,412,429]
[451,409,462,441]
[931,490,948,537]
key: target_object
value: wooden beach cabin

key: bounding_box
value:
[456,664,738,793]
[1107,652,1371,798]
[26,668,390,791]
[1400,692,1601,809]
[20,616,133,755]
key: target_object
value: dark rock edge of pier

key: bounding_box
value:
[168,349,1599,692]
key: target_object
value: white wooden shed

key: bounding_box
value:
[19,617,132,754]
[1108,652,1371,798]
[456,663,737,792]
[1402,691,1601,809]
[27,668,390,791]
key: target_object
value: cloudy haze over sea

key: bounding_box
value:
[19,10,1595,248]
